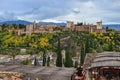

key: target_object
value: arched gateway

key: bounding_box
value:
[90,52,120,80]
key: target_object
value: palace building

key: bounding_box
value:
[66,21,106,33]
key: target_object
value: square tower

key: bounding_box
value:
[96,21,102,29]
[66,21,74,28]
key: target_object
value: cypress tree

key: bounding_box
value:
[43,50,46,66]
[47,56,50,66]
[85,36,90,53]
[64,49,73,67]
[34,57,39,66]
[56,36,62,67]
[80,43,85,65]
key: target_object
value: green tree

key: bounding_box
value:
[43,50,46,66]
[64,49,73,67]
[34,57,39,66]
[74,61,79,68]
[85,36,90,53]
[80,43,85,65]
[108,41,114,51]
[8,48,19,60]
[76,22,83,26]
[47,56,50,66]
[102,43,109,51]
[56,36,62,67]
[21,58,30,65]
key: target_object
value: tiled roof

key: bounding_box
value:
[91,52,120,68]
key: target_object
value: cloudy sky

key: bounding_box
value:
[0,0,120,24]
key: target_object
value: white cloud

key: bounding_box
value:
[0,0,120,24]
[0,11,17,21]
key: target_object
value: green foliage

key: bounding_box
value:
[80,43,85,65]
[91,49,97,54]
[34,57,39,66]
[64,49,73,67]
[107,28,115,32]
[8,48,19,59]
[74,61,79,68]
[102,43,109,51]
[96,45,103,53]
[47,56,50,66]
[108,41,114,51]
[21,58,30,65]
[76,22,83,26]
[56,36,62,67]
[85,36,90,53]
[43,53,46,66]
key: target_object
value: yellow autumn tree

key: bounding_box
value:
[104,36,110,42]
[91,32,97,37]
[39,37,50,48]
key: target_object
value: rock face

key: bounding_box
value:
[0,65,75,80]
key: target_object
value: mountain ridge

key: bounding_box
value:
[0,20,66,26]
[0,20,32,25]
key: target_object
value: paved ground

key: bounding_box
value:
[0,65,75,80]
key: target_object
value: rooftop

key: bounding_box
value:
[91,52,120,68]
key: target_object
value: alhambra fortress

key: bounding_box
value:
[0,20,106,35]
[66,21,106,33]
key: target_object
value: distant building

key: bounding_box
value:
[66,21,106,33]
[96,21,102,29]
[3,20,106,35]
[66,21,74,28]
[26,24,34,35]
[25,21,59,35]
